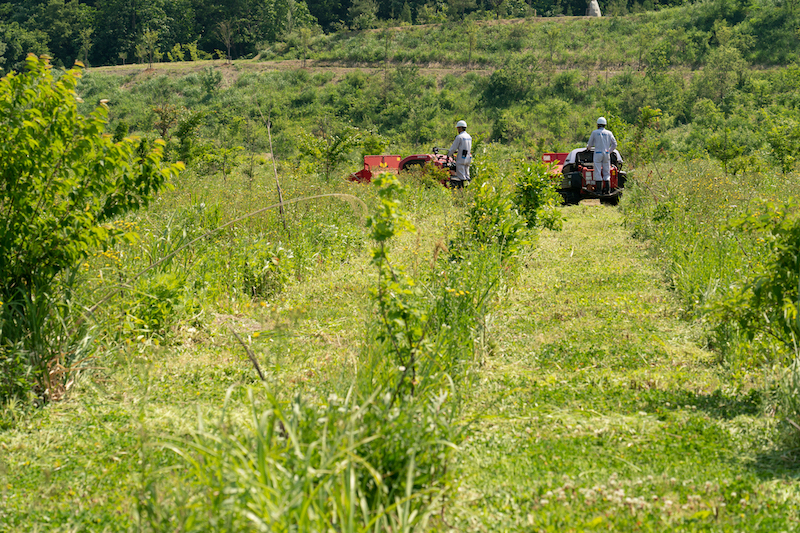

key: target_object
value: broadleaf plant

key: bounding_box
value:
[0,54,183,401]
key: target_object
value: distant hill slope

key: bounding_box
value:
[69,1,800,169]
[265,6,798,70]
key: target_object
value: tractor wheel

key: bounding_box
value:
[560,190,580,205]
[568,172,582,201]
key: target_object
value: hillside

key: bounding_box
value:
[1,0,799,68]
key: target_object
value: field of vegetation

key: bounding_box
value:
[4,2,800,531]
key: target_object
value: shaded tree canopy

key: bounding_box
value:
[0,0,786,69]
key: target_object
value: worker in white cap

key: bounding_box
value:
[447,120,473,189]
[586,117,617,194]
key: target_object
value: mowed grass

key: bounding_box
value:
[0,173,461,532]
[2,188,800,531]
[451,203,800,532]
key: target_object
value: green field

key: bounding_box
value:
[3,176,799,531]
[4,5,800,531]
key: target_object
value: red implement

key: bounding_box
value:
[349,148,455,184]
[541,152,569,174]
[349,155,403,183]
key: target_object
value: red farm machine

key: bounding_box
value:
[349,147,455,184]
[543,148,627,205]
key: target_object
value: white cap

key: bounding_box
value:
[456,120,467,128]
[597,117,607,125]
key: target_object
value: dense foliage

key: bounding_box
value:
[0,55,182,401]
[2,0,800,69]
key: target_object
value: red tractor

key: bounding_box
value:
[543,148,627,205]
[349,147,455,184]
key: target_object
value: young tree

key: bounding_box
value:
[167,43,185,62]
[544,25,561,63]
[153,103,180,139]
[78,27,93,65]
[765,118,800,175]
[217,20,234,63]
[0,55,183,400]
[706,127,744,176]
[136,28,162,68]
[298,123,362,181]
[381,28,393,85]
[466,22,477,67]
[694,45,748,104]
[299,27,313,68]
[636,23,657,70]
[184,41,201,61]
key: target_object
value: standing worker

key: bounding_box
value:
[586,117,617,194]
[447,120,472,189]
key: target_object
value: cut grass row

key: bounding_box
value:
[452,203,800,531]
[2,182,798,531]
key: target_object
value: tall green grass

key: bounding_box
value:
[621,157,800,450]
[122,155,547,529]
[623,161,759,309]
[146,387,456,532]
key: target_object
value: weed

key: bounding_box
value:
[451,180,529,263]
[159,387,455,531]
[512,159,564,230]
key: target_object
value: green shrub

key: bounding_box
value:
[513,160,564,230]
[235,240,292,299]
[126,273,198,341]
[482,61,535,108]
[199,66,222,96]
[491,110,529,143]
[710,202,800,356]
[454,181,529,262]
[298,125,362,181]
[0,55,181,402]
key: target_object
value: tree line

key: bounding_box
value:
[0,0,695,69]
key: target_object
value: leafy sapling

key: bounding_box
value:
[0,55,183,401]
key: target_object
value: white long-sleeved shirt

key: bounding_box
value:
[586,127,617,154]
[448,131,472,164]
